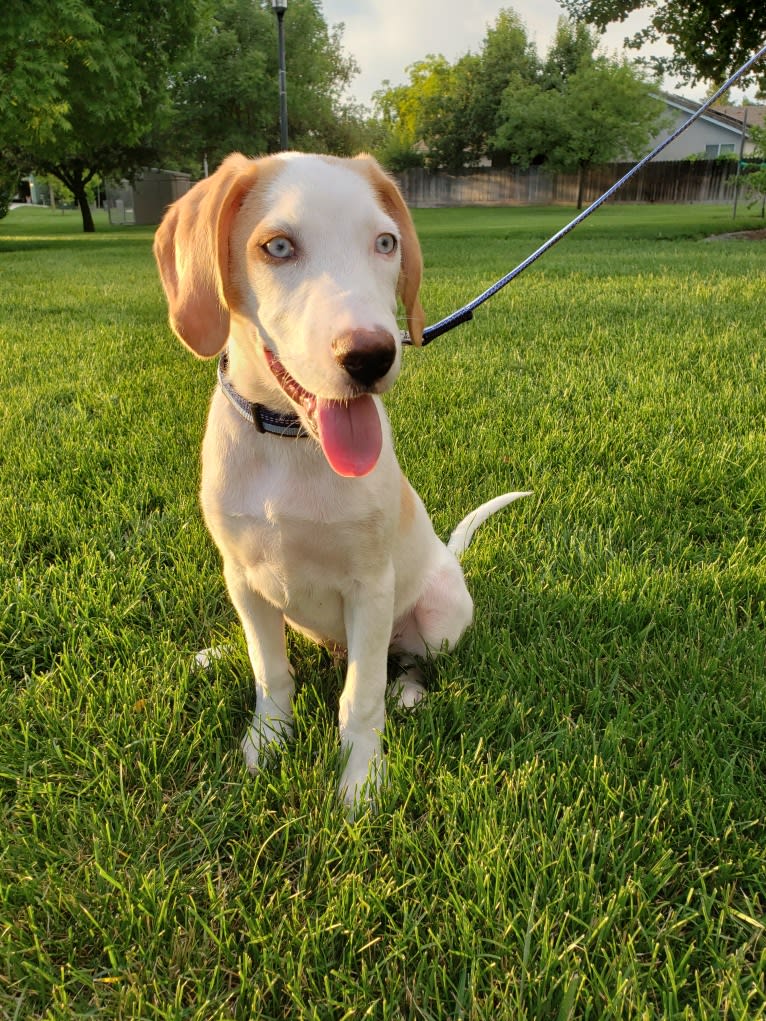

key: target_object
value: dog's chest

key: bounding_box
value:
[236,505,391,644]
[201,409,399,638]
[205,459,393,623]
[236,499,388,574]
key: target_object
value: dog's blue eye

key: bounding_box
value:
[375,233,397,255]
[264,236,295,259]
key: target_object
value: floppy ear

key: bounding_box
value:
[153,153,260,358]
[354,155,426,346]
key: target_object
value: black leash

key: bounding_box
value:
[411,41,766,347]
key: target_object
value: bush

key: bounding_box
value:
[375,136,426,173]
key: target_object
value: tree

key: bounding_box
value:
[371,6,662,182]
[741,124,766,214]
[0,163,17,220]
[491,74,561,169]
[475,8,540,165]
[373,54,485,172]
[559,0,766,91]
[494,23,664,206]
[372,57,451,169]
[431,53,486,170]
[164,0,361,174]
[372,8,539,171]
[0,3,85,145]
[0,0,204,231]
[540,17,600,89]
[282,1,361,153]
[372,76,426,171]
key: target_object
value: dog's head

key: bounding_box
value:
[154,152,425,477]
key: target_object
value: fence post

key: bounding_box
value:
[732,106,749,219]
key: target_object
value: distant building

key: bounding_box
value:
[105,169,192,226]
[404,94,763,171]
[650,94,762,160]
[716,103,766,130]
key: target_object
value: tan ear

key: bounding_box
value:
[353,155,425,346]
[153,153,260,357]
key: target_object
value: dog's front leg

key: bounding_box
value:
[338,563,395,812]
[224,564,295,773]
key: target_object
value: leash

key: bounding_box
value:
[409,41,766,347]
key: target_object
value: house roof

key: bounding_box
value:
[715,104,766,129]
[660,92,753,137]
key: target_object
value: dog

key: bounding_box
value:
[154,152,527,810]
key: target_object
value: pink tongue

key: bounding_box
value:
[316,395,382,477]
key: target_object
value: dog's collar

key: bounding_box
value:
[217,350,309,439]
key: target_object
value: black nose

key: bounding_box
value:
[332,328,397,387]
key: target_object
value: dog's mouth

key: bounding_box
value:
[264,348,382,478]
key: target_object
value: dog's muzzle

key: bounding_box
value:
[331,328,397,389]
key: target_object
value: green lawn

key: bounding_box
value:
[2,200,766,1019]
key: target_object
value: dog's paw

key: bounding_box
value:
[338,735,387,816]
[389,657,426,709]
[193,644,232,670]
[241,711,293,774]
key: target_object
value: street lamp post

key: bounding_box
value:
[271,0,288,151]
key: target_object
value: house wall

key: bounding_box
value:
[651,103,753,161]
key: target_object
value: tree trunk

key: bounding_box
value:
[576,164,585,210]
[75,185,95,232]
[45,163,97,232]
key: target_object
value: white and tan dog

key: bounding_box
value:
[154,152,526,809]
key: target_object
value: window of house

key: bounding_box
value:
[706,143,737,157]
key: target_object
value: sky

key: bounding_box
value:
[316,0,747,108]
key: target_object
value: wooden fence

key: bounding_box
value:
[396,160,739,208]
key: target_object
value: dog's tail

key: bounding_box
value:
[447,491,532,558]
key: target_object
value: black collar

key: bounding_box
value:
[217,350,309,439]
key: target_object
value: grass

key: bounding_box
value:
[1,199,766,1019]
